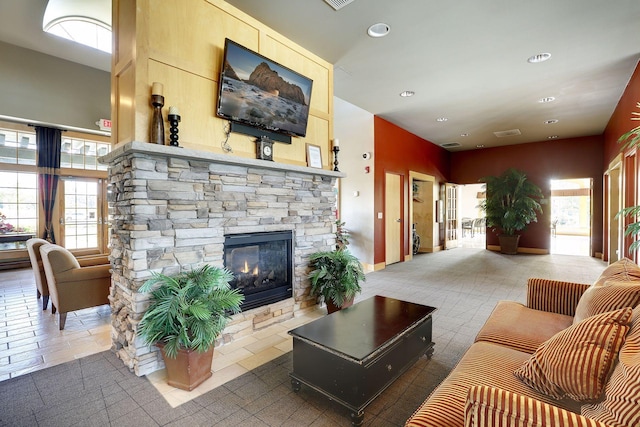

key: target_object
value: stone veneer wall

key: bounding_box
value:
[102,142,344,376]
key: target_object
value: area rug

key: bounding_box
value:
[0,348,450,426]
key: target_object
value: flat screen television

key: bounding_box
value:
[216,38,313,141]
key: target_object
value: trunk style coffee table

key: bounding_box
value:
[288,295,435,426]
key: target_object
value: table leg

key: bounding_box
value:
[425,346,434,359]
[291,378,301,392]
[350,410,364,426]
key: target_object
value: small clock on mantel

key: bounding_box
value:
[256,137,273,161]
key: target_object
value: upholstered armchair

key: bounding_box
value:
[39,243,111,329]
[26,238,109,311]
[27,238,53,310]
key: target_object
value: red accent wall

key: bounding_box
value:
[604,61,640,166]
[373,117,450,265]
[450,136,604,254]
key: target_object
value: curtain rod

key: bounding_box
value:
[0,115,111,137]
[28,124,67,132]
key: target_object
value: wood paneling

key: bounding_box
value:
[112,0,333,167]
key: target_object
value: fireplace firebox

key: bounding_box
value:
[223,230,293,311]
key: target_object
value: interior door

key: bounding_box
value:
[385,173,402,265]
[444,183,458,249]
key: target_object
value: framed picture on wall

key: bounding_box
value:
[306,144,323,168]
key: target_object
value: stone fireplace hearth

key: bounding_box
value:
[102,141,343,376]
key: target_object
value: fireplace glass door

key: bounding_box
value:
[224,230,293,311]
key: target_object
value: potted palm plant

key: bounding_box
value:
[137,265,243,391]
[308,248,365,313]
[479,168,543,254]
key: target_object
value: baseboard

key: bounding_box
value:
[487,245,549,254]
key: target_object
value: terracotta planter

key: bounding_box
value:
[498,235,520,255]
[157,342,214,391]
[326,296,354,314]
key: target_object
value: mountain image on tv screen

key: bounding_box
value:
[217,40,313,138]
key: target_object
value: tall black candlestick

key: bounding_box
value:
[333,146,340,172]
[168,114,181,147]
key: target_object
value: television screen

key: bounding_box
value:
[216,39,314,139]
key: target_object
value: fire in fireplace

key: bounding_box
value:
[223,230,293,311]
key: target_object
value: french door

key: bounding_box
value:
[59,178,109,253]
[444,183,459,249]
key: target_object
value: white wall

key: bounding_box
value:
[334,97,375,270]
[0,42,110,131]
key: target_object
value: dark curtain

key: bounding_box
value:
[35,127,62,243]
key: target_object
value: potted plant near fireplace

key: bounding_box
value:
[137,265,243,391]
[479,168,543,254]
[308,248,365,314]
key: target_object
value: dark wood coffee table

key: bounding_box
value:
[288,295,436,426]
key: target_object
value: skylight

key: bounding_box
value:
[43,0,112,54]
[44,17,111,53]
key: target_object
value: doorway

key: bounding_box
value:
[549,178,591,256]
[60,178,109,252]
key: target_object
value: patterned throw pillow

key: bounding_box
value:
[593,258,640,287]
[582,307,640,427]
[573,281,640,324]
[514,307,633,402]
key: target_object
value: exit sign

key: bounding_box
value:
[97,119,112,131]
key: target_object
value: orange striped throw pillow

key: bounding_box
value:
[582,307,640,427]
[573,281,640,324]
[593,258,640,287]
[514,307,633,402]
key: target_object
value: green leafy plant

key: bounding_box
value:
[616,102,640,252]
[308,249,365,308]
[335,219,350,249]
[137,265,244,359]
[479,168,543,236]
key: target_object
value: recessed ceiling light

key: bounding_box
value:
[367,23,390,38]
[538,96,556,103]
[399,90,415,97]
[436,117,448,122]
[527,53,552,63]
[548,135,559,139]
[544,119,559,124]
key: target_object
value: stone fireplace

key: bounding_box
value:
[102,141,343,376]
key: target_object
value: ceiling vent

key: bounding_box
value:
[323,0,356,10]
[440,142,461,148]
[493,129,522,138]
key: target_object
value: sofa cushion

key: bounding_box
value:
[474,300,573,353]
[581,306,640,427]
[593,258,640,287]
[465,386,613,427]
[514,307,633,402]
[573,281,640,324]
[405,341,582,427]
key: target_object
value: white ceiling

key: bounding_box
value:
[1,0,640,151]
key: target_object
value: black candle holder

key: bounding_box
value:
[168,114,181,147]
[150,94,165,145]
[333,146,340,172]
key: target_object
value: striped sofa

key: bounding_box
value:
[406,259,640,427]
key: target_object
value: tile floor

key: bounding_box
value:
[0,267,326,407]
[0,247,607,411]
